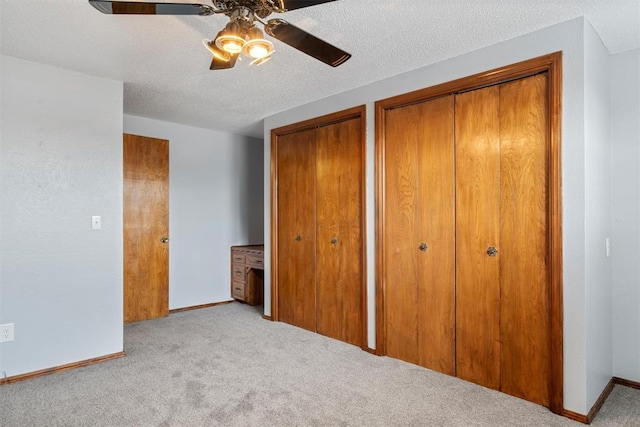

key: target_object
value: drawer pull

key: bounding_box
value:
[419,242,428,252]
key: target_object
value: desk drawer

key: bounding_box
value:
[231,281,245,300]
[232,265,246,281]
[246,255,264,268]
[232,253,246,263]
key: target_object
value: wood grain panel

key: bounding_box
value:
[455,87,501,389]
[499,74,550,406]
[383,106,420,364]
[276,129,317,332]
[416,95,456,375]
[315,124,339,339]
[316,117,363,346]
[123,133,169,323]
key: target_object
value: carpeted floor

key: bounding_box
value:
[1,302,638,426]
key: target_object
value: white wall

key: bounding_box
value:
[0,56,124,377]
[583,21,613,407]
[123,116,263,309]
[611,48,640,383]
[264,18,596,414]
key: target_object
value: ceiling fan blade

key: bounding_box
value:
[210,53,239,70]
[88,1,214,15]
[280,0,337,11]
[264,19,350,67]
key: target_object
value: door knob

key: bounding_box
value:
[487,246,498,257]
[295,235,302,241]
[161,237,169,243]
[419,243,428,252]
[331,237,338,245]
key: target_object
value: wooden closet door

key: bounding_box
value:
[455,74,551,403]
[384,96,455,372]
[316,117,363,346]
[499,74,550,406]
[276,129,317,332]
[455,86,501,389]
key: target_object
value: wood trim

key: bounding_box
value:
[363,347,379,356]
[271,105,366,136]
[270,105,368,348]
[270,130,279,322]
[561,377,640,424]
[562,409,589,424]
[562,378,615,424]
[360,106,369,352]
[374,100,387,357]
[262,314,273,321]
[374,52,563,412]
[375,52,562,111]
[585,378,615,424]
[613,377,640,389]
[0,352,125,386]
[547,51,564,415]
[168,300,234,314]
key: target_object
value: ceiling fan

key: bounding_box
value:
[88,0,351,70]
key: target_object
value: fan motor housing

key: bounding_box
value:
[212,0,286,18]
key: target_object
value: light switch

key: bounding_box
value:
[92,216,101,230]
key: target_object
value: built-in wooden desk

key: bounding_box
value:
[230,245,264,306]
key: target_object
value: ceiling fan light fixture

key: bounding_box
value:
[202,38,231,62]
[242,27,274,59]
[250,53,274,67]
[244,40,274,59]
[215,21,246,54]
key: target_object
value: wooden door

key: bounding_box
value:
[383,95,456,373]
[455,86,502,389]
[315,117,364,347]
[455,74,550,406]
[276,129,317,332]
[498,74,550,406]
[123,133,169,323]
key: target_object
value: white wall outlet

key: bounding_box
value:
[605,237,611,258]
[0,323,14,342]
[92,215,101,230]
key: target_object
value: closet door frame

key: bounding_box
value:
[271,105,368,349]
[375,52,563,413]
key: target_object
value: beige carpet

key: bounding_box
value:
[1,302,638,426]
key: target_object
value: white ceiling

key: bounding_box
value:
[2,0,639,138]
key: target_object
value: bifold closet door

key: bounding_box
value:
[384,95,456,374]
[498,74,550,406]
[455,73,550,406]
[276,128,317,332]
[316,118,363,346]
[455,85,502,389]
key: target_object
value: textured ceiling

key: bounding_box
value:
[2,0,639,138]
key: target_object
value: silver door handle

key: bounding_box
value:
[161,237,169,243]
[487,246,498,257]
[419,242,428,252]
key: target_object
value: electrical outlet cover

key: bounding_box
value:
[0,323,14,342]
